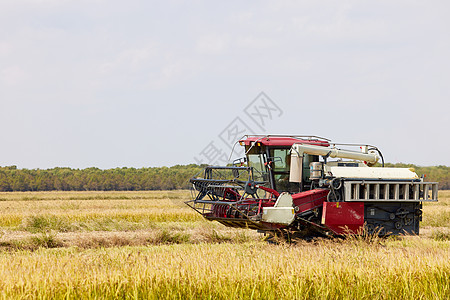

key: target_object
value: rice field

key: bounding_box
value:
[0,190,449,299]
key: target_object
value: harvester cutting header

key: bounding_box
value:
[186,135,438,238]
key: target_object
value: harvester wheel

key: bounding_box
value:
[264,230,293,244]
[366,223,375,234]
[396,208,408,218]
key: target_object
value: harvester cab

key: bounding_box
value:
[239,136,329,193]
[186,135,438,238]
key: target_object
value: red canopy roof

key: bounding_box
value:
[239,135,330,147]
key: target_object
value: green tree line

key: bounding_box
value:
[0,165,204,192]
[0,163,448,192]
[383,163,449,189]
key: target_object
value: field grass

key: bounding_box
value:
[0,190,449,299]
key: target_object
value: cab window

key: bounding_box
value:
[247,154,265,182]
[270,149,290,172]
[269,148,300,193]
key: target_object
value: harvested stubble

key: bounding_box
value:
[0,190,202,229]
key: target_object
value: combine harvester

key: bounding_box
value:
[186,135,438,238]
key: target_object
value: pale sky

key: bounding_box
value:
[0,0,449,169]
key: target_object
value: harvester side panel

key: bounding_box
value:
[292,189,329,215]
[322,202,364,234]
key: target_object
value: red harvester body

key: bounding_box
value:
[186,135,438,238]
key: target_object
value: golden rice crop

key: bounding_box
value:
[0,240,448,299]
[0,190,448,299]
